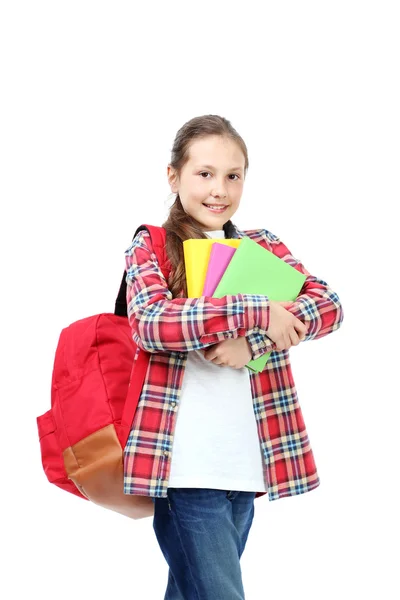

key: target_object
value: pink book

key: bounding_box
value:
[202,243,237,296]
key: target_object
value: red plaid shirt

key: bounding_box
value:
[123,224,344,501]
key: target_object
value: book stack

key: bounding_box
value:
[183,237,306,373]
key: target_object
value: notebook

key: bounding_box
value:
[213,236,307,373]
[202,243,237,296]
[183,238,241,298]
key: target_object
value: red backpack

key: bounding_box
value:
[36,224,169,520]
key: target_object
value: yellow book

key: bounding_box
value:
[183,238,241,298]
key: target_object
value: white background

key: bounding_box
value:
[1,1,399,599]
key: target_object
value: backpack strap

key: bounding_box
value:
[114,224,169,317]
[116,224,170,449]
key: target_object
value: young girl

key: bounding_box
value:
[123,115,344,599]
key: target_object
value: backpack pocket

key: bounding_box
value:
[37,409,86,499]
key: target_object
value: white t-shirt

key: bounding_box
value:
[167,229,268,493]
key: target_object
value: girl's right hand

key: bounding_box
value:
[266,300,308,351]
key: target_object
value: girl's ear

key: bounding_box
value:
[167,165,179,192]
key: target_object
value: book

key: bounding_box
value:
[183,238,241,298]
[202,243,237,296]
[213,236,307,373]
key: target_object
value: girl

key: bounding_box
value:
[123,115,344,599]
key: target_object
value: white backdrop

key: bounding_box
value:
[1,1,398,599]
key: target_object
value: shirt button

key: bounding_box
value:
[163,450,169,457]
[171,401,176,408]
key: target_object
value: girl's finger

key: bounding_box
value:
[289,330,301,346]
[278,301,293,309]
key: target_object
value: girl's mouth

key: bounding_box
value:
[203,204,228,213]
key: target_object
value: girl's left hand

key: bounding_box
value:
[202,336,252,369]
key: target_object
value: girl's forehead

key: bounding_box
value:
[186,137,245,169]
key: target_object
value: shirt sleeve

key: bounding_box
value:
[125,230,272,354]
[267,232,344,342]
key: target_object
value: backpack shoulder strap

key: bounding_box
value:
[114,224,169,317]
[137,223,165,250]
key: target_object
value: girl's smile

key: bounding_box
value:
[202,203,229,213]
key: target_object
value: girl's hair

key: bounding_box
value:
[162,114,249,298]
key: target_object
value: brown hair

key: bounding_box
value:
[162,114,249,298]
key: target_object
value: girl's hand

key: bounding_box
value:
[202,336,252,369]
[267,300,307,350]
[277,301,294,309]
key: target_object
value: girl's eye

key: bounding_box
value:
[199,172,239,180]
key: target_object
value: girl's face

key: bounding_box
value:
[167,135,245,231]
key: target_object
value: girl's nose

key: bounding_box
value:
[211,187,227,199]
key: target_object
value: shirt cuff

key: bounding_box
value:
[239,293,271,331]
[245,328,276,361]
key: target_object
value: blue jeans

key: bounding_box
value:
[151,488,256,600]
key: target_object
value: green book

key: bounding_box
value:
[213,236,307,373]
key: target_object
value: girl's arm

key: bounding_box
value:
[268,232,344,342]
[125,230,273,356]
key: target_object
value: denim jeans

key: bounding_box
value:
[151,487,256,600]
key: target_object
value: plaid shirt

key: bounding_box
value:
[123,224,344,501]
